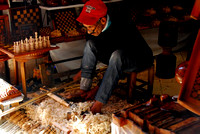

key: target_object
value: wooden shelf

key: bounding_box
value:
[39,0,122,10]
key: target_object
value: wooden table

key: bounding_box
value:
[0,46,59,98]
[0,52,10,82]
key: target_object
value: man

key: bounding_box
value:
[68,0,153,114]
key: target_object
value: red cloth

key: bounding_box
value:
[73,70,81,81]
[191,0,200,20]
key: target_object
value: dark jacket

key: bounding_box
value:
[86,9,153,71]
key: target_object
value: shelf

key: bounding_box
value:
[39,0,122,10]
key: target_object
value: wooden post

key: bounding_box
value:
[39,63,50,86]
[13,59,18,85]
[20,62,27,98]
[4,60,10,83]
[148,65,154,97]
[128,72,137,103]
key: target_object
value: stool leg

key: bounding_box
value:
[148,65,154,98]
[128,72,137,103]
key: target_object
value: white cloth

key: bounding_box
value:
[50,39,86,81]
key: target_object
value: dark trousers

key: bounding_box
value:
[81,40,150,104]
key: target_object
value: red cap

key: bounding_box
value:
[77,0,107,25]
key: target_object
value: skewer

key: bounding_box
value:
[8,111,22,121]
[162,118,184,129]
[47,126,53,134]
[4,122,15,132]
[139,107,160,117]
[12,114,26,124]
[168,117,200,131]
[1,121,14,130]
[49,127,56,134]
[156,116,175,127]
[0,120,9,128]
[63,87,81,93]
[145,110,165,120]
[132,105,152,114]
[64,84,80,88]
[28,121,40,133]
[151,113,173,125]
[18,117,30,128]
[43,125,51,134]
[9,125,20,134]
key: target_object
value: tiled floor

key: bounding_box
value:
[146,51,187,97]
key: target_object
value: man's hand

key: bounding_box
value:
[64,86,99,101]
[65,89,86,99]
[90,100,103,114]
[84,86,99,100]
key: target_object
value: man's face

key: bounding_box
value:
[83,17,106,36]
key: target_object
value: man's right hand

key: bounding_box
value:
[84,86,99,100]
[64,86,99,101]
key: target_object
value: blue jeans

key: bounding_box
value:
[81,40,151,104]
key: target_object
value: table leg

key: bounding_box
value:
[13,59,18,85]
[43,53,50,63]
[4,60,10,83]
[20,62,27,98]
